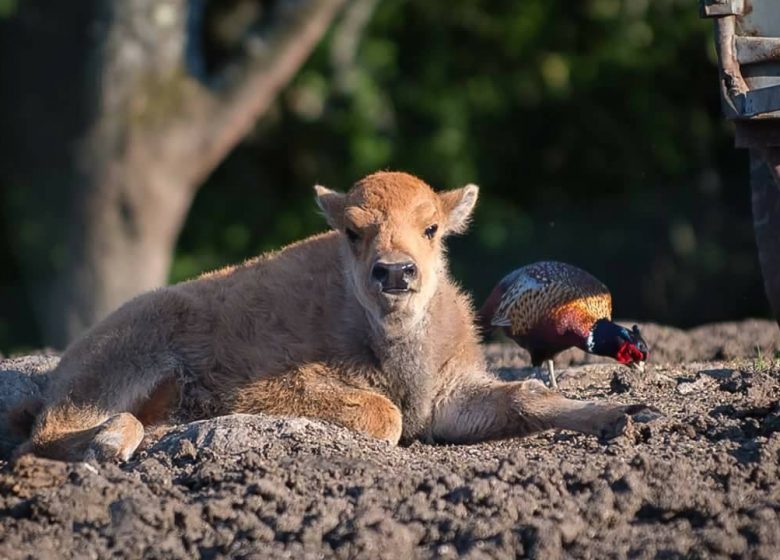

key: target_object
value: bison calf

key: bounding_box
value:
[20,172,651,461]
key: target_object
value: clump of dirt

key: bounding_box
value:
[0,320,779,559]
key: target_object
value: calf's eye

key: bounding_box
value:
[345,228,359,242]
[424,224,438,240]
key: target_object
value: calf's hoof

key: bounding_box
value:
[597,404,663,441]
[84,413,145,462]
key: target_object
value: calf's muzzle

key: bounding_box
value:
[371,260,418,293]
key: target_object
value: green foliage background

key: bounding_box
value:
[0,0,769,352]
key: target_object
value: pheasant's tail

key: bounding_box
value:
[476,284,506,337]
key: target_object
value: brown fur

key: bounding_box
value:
[20,171,650,461]
[134,378,179,426]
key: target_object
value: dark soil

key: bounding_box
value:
[1,320,779,559]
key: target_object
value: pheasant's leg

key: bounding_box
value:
[545,359,557,389]
[432,376,659,444]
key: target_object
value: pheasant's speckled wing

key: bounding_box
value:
[491,261,612,337]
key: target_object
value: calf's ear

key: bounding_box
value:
[314,185,346,230]
[439,184,479,234]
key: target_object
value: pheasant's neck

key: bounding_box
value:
[583,318,619,357]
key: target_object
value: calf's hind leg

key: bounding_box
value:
[26,406,145,462]
[27,367,178,462]
[230,364,403,444]
[84,413,145,462]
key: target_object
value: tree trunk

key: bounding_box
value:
[1,0,346,348]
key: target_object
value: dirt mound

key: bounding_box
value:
[1,320,779,558]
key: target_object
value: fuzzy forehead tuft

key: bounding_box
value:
[347,171,439,214]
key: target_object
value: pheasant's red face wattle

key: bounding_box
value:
[616,342,646,365]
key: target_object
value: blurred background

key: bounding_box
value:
[0,0,766,353]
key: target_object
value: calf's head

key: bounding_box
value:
[316,172,478,328]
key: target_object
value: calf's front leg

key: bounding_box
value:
[229,364,403,445]
[432,377,654,445]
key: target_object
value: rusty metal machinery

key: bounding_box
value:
[702,0,780,323]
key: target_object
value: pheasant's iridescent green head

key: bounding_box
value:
[589,321,649,371]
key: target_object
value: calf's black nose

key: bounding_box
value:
[372,261,417,292]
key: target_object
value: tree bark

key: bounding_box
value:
[1,0,346,348]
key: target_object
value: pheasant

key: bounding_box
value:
[478,261,649,388]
